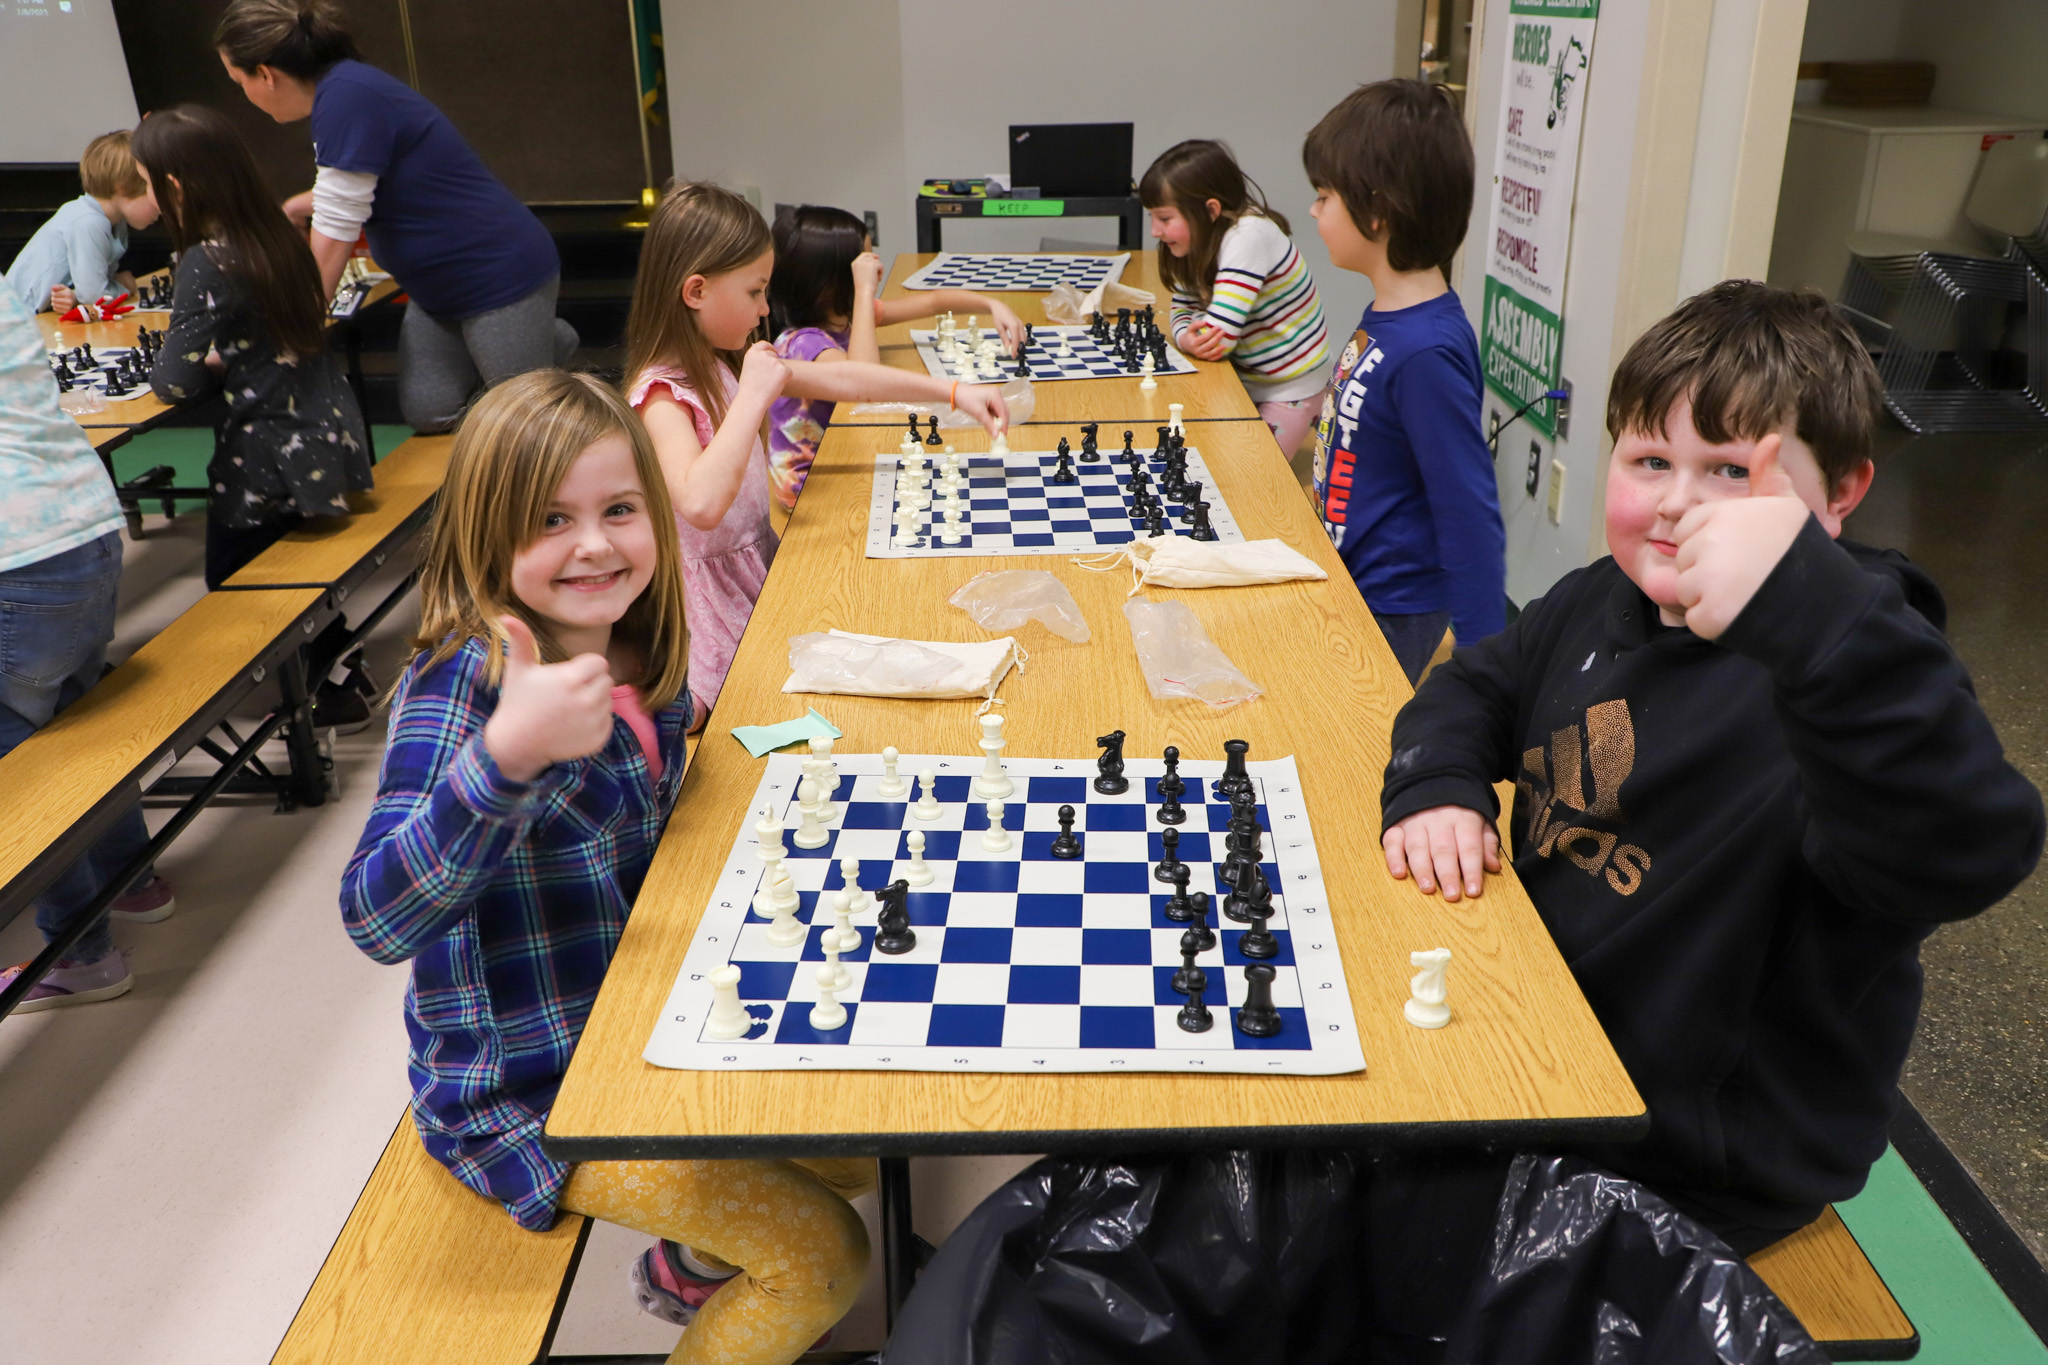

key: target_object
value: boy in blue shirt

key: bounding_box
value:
[4,131,159,320]
[1303,81,1505,683]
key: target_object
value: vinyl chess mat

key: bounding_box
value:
[863,441,1244,559]
[644,752,1365,1076]
[900,252,1130,293]
[909,325,1196,384]
[46,345,156,403]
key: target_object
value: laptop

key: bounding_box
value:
[1008,123,1134,197]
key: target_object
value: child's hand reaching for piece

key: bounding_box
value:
[1181,321,1229,361]
[951,384,1011,439]
[735,340,790,408]
[484,616,616,782]
[990,300,1027,355]
[851,251,885,299]
[1670,434,1812,640]
[1382,804,1501,901]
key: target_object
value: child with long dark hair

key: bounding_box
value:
[134,105,370,592]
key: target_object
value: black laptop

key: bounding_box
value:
[1008,123,1134,197]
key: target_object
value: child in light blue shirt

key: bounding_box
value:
[4,131,159,319]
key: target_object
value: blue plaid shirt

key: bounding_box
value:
[341,637,690,1229]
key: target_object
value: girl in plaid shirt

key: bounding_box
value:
[342,371,871,1363]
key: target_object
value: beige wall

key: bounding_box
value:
[1903,0,2048,122]
[1799,0,1906,63]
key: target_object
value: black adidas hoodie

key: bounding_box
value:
[1381,518,2044,1234]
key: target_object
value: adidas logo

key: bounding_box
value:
[1517,699,1652,896]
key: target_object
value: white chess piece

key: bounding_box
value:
[893,510,920,548]
[809,736,842,819]
[903,829,933,886]
[1139,353,1157,390]
[763,868,805,946]
[809,965,848,1030]
[839,856,873,917]
[1168,402,1184,435]
[912,769,943,820]
[830,887,861,957]
[939,508,964,545]
[980,799,1012,852]
[1404,948,1453,1029]
[792,777,829,848]
[973,713,1013,799]
[990,430,1009,458]
[704,965,753,1040]
[756,807,786,863]
[820,917,851,992]
[877,746,908,798]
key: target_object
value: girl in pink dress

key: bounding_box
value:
[624,183,1009,727]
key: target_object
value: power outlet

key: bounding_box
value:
[1524,441,1542,497]
[1547,460,1566,524]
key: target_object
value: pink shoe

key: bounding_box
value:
[2,949,132,1014]
[629,1240,736,1328]
[109,876,176,923]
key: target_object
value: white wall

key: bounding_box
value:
[661,0,1403,340]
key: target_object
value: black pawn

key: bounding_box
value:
[1049,804,1083,859]
[925,414,942,445]
[1094,729,1128,794]
[1156,778,1185,825]
[1163,863,1194,921]
[873,879,916,955]
[1236,964,1283,1037]
[1238,880,1279,960]
[906,414,922,446]
[1217,739,1252,800]
[1144,508,1168,538]
[1121,429,1135,460]
[1173,926,1209,998]
[1190,891,1217,952]
[1178,989,1214,1034]
[1153,827,1187,884]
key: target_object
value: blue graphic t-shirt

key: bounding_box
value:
[311,60,557,319]
[1311,290,1505,644]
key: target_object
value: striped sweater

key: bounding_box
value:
[1169,213,1331,404]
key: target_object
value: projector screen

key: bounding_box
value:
[0,0,141,165]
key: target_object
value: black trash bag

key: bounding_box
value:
[880,1149,1827,1365]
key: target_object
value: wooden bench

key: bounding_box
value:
[273,1113,589,1365]
[1750,1206,1918,1359]
[224,435,453,596]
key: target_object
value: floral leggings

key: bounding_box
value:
[560,1156,876,1365]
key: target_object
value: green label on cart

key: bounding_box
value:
[984,199,1065,216]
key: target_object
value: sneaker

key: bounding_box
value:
[311,683,372,735]
[629,1240,737,1328]
[109,875,176,923]
[2,949,132,1014]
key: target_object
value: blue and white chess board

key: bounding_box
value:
[644,751,1366,1076]
[863,440,1245,559]
[900,252,1129,293]
[908,325,1197,384]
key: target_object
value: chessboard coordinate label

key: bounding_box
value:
[900,252,1130,294]
[644,753,1365,1076]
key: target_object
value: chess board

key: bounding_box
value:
[46,346,155,403]
[901,252,1130,293]
[909,325,1197,385]
[863,440,1245,559]
[644,751,1365,1076]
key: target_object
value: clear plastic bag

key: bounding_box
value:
[846,375,1036,428]
[1045,279,1159,325]
[1121,599,1261,710]
[948,571,1091,643]
[784,630,1020,703]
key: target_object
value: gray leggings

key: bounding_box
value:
[398,275,580,432]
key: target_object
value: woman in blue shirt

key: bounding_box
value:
[213,0,577,433]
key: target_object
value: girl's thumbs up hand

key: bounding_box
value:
[1669,433,1813,641]
[484,615,616,781]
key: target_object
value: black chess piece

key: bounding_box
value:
[1050,440,1077,485]
[1120,429,1135,460]
[873,879,916,954]
[1236,963,1283,1036]
[1177,479,1204,523]
[1163,863,1194,921]
[1049,804,1083,859]
[1144,508,1168,537]
[1173,925,1209,998]
[1222,858,1268,924]
[906,414,922,446]
[1013,349,1031,379]
[1190,891,1217,953]
[1079,422,1100,462]
[1156,750,1186,826]
[1189,499,1218,542]
[1094,730,1128,794]
[1177,985,1214,1034]
[925,414,942,445]
[1154,827,1187,884]
[1238,879,1279,960]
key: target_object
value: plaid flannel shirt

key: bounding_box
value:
[341,637,690,1229]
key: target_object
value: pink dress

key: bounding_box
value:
[627,362,779,718]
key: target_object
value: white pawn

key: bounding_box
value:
[1404,948,1453,1030]
[809,965,848,1031]
[912,770,943,821]
[839,855,873,917]
[904,829,934,886]
[704,965,753,1040]
[980,799,1012,852]
[940,508,964,545]
[792,777,828,848]
[831,887,861,957]
[973,712,1013,800]
[763,868,805,947]
[820,917,850,992]
[877,746,908,798]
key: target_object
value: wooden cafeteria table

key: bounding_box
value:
[544,418,1644,1164]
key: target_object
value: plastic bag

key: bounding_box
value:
[1045,278,1159,325]
[847,375,1037,428]
[881,1150,1827,1365]
[948,571,1091,643]
[783,629,1020,704]
[1080,538,1329,595]
[1122,599,1261,710]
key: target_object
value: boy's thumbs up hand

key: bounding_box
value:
[1670,434,1813,641]
[483,615,616,782]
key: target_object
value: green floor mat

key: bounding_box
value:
[1833,1147,2048,1362]
[108,425,414,518]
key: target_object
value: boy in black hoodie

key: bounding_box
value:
[1380,280,2043,1254]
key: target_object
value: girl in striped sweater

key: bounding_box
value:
[1142,140,1331,456]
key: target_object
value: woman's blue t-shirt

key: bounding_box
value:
[311,59,557,319]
